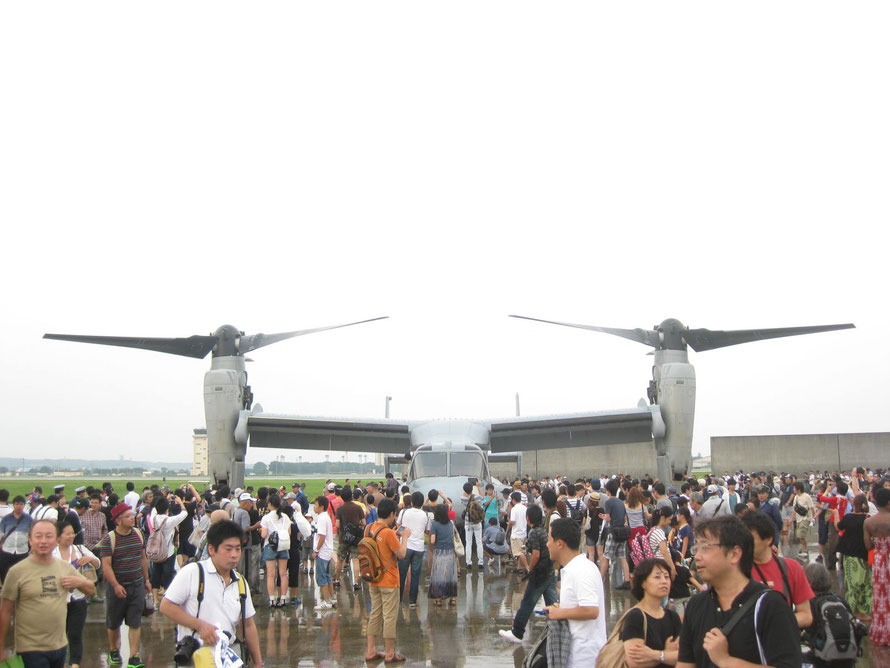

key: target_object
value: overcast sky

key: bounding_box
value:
[2,2,887,469]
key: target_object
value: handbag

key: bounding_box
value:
[452,522,465,558]
[0,656,25,668]
[595,604,645,667]
[80,563,98,583]
[610,521,631,543]
[74,546,98,582]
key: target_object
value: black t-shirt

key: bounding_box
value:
[678,580,802,668]
[619,607,682,668]
[670,565,694,599]
[248,508,262,546]
[178,501,197,543]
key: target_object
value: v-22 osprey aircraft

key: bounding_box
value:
[44,315,854,520]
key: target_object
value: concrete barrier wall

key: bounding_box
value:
[491,440,658,481]
[711,433,890,474]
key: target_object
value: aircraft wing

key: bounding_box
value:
[247,413,416,454]
[488,406,663,453]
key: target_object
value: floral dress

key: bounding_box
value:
[870,535,890,645]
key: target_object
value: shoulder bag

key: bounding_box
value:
[452,522,465,558]
[75,545,98,582]
[595,605,646,668]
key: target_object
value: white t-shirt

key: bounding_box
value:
[0,505,12,519]
[509,503,528,540]
[314,511,334,561]
[123,491,141,511]
[559,553,607,667]
[163,560,256,643]
[260,511,292,552]
[398,507,429,552]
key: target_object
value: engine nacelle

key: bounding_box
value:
[653,350,696,478]
[203,362,249,485]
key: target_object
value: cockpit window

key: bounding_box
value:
[411,452,447,478]
[449,451,485,479]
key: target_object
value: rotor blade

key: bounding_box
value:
[43,333,218,359]
[683,323,855,352]
[509,315,659,348]
[240,316,389,353]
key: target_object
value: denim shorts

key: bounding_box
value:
[262,546,289,562]
[315,558,332,586]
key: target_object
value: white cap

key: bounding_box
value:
[238,492,254,502]
[707,484,719,494]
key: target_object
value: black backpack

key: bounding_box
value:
[809,593,861,663]
[566,498,584,523]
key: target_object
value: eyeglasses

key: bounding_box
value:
[696,542,730,552]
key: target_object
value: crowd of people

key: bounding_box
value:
[0,466,887,667]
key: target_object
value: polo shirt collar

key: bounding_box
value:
[203,558,241,584]
[707,579,766,612]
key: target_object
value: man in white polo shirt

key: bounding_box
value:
[543,518,606,666]
[160,520,262,667]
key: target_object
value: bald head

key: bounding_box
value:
[210,509,230,525]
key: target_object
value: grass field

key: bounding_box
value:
[0,477,360,503]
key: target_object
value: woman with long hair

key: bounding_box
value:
[618,558,681,667]
[839,493,872,621]
[626,486,650,541]
[261,493,292,608]
[428,503,458,606]
[53,521,99,668]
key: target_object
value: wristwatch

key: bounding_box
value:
[659,650,665,663]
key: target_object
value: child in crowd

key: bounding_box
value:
[668,548,704,619]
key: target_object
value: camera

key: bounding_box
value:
[173,635,201,666]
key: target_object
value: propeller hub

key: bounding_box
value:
[212,324,242,357]
[657,318,687,351]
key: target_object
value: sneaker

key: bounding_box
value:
[409,602,417,609]
[277,597,286,608]
[127,655,145,668]
[353,583,361,591]
[499,629,523,644]
[616,582,630,590]
[269,597,277,607]
[314,600,332,611]
[329,598,337,607]
[108,649,123,665]
[815,555,823,563]
[292,598,301,606]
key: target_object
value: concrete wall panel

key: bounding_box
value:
[491,441,657,481]
[712,433,890,475]
[838,433,890,471]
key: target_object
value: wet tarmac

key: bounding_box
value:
[71,548,879,666]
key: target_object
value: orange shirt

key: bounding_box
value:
[369,521,401,588]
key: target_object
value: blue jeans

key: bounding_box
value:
[19,647,67,668]
[398,549,425,604]
[512,574,558,639]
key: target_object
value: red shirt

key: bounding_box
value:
[817,494,849,524]
[752,555,814,606]
[327,494,344,534]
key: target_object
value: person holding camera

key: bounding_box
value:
[160,520,262,667]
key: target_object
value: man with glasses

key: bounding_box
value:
[676,516,801,668]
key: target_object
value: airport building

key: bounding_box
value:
[191,428,209,476]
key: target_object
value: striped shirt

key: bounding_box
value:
[99,529,145,586]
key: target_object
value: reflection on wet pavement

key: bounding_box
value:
[74,550,876,666]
